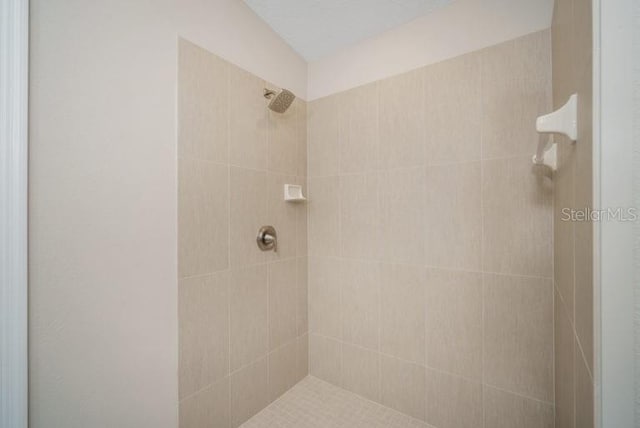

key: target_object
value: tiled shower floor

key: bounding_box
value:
[240,376,430,428]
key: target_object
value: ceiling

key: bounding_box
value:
[243,0,455,61]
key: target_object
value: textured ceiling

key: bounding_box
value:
[243,0,454,61]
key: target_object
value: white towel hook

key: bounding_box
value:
[533,94,578,171]
[536,94,578,141]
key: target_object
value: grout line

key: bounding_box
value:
[178,376,230,405]
[266,261,271,401]
[178,152,300,177]
[306,375,432,427]
[337,93,344,391]
[225,336,304,387]
[479,47,486,427]
[226,64,233,428]
[548,30,557,412]
[574,329,594,382]
[305,153,539,180]
[483,383,556,407]
[293,255,553,282]
[178,256,303,282]
[420,70,429,424]
[375,80,383,405]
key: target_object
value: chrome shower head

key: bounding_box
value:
[264,88,295,113]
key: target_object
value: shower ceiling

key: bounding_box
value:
[243,0,454,61]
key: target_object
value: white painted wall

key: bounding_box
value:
[307,0,554,100]
[28,1,306,427]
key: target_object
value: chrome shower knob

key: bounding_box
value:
[257,225,277,252]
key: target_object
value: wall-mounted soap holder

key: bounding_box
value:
[284,184,306,202]
[533,93,578,171]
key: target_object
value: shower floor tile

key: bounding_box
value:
[240,376,431,428]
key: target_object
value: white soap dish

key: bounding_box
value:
[284,184,306,202]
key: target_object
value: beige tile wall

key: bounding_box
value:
[177,39,308,428]
[308,30,555,427]
[551,0,595,427]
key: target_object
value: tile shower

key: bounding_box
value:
[178,10,592,428]
[307,30,554,427]
[177,39,308,428]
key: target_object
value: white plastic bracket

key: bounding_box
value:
[532,141,557,171]
[536,93,578,141]
[533,94,578,171]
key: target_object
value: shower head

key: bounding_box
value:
[264,88,295,113]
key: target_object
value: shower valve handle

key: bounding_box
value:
[257,226,277,252]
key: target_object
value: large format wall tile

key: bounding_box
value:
[380,354,426,421]
[308,96,339,177]
[554,138,575,318]
[309,257,341,339]
[266,173,300,260]
[296,184,308,257]
[380,263,425,364]
[179,272,230,399]
[230,167,267,267]
[297,101,308,177]
[178,157,229,278]
[309,334,342,386]
[268,94,300,176]
[296,334,309,381]
[341,343,380,402]
[308,176,340,257]
[229,65,268,170]
[268,341,298,401]
[574,62,594,373]
[573,0,593,86]
[483,273,554,402]
[340,173,381,260]
[230,357,269,427]
[552,0,594,424]
[482,156,553,277]
[304,29,555,426]
[484,386,554,428]
[425,268,482,379]
[424,162,482,271]
[296,258,309,336]
[555,289,575,428]
[340,259,380,351]
[379,69,424,170]
[179,378,230,428]
[379,167,425,265]
[269,259,298,350]
[426,369,483,428]
[551,0,575,107]
[339,83,380,174]
[230,265,269,371]
[178,41,307,428]
[178,38,229,163]
[481,30,551,159]
[424,52,481,164]
[575,342,594,428]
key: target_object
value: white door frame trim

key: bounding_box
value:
[0,0,29,427]
[597,0,639,426]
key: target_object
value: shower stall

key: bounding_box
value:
[176,1,593,425]
[22,0,605,427]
